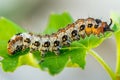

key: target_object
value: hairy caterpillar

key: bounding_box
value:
[7,17,113,59]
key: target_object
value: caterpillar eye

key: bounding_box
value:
[44,41,50,47]
[24,38,31,43]
[62,35,68,42]
[34,41,40,47]
[54,40,60,47]
[16,45,23,51]
[80,25,85,31]
[88,24,93,28]
[72,30,77,37]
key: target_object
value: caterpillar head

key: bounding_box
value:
[7,35,23,55]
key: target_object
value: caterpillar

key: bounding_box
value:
[7,17,113,59]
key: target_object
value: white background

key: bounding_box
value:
[0,0,119,80]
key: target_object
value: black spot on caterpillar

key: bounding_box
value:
[7,17,113,61]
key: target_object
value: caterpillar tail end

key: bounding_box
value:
[108,18,114,32]
[104,18,114,32]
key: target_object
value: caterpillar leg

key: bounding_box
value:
[29,48,36,53]
[53,47,61,55]
[39,51,46,63]
[66,41,71,47]
[62,40,71,47]
[54,50,60,55]
[16,45,23,52]
[80,34,86,39]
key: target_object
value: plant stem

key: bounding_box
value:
[115,33,120,80]
[88,49,116,80]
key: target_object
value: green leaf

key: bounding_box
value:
[43,12,74,34]
[0,17,25,41]
[111,12,120,79]
[0,17,25,71]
